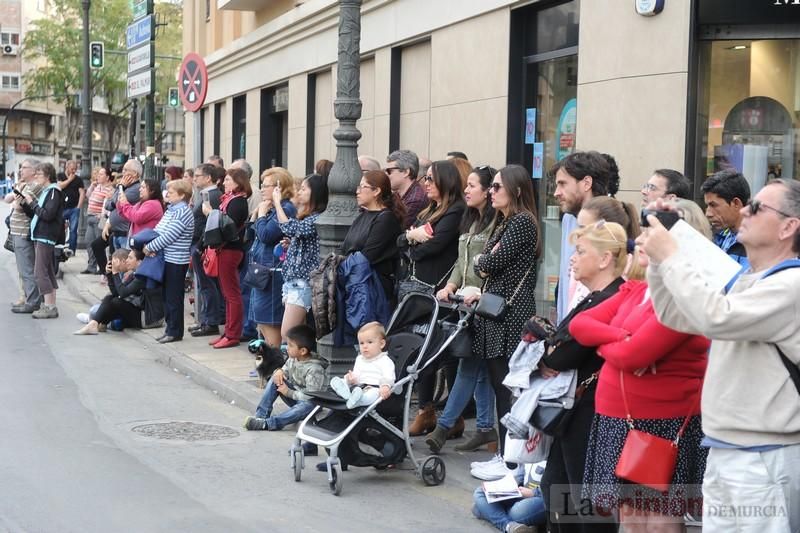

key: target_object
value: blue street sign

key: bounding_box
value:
[126,15,153,50]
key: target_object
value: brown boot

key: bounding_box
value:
[408,405,437,436]
[446,416,465,439]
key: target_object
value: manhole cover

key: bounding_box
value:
[131,422,240,441]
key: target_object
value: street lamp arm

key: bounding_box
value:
[1,92,79,174]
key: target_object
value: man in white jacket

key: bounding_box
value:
[640,179,800,533]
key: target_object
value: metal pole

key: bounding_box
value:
[81,0,92,180]
[129,98,138,157]
[145,93,155,179]
[314,0,363,374]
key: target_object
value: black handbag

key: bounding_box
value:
[439,319,474,358]
[3,234,13,253]
[474,261,534,321]
[397,259,453,301]
[243,262,273,290]
[531,373,597,436]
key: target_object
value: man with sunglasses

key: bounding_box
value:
[642,178,800,533]
[386,149,427,229]
[701,168,751,266]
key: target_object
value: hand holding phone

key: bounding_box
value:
[641,209,680,230]
[12,188,24,198]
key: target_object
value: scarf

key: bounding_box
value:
[220,191,245,212]
[30,183,60,245]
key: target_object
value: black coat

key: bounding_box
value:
[192,187,222,245]
[341,208,403,298]
[21,185,65,245]
[397,201,465,288]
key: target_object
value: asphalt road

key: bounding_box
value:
[0,204,488,533]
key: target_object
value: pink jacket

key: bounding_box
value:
[117,199,164,236]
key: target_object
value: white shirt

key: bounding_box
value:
[352,352,395,387]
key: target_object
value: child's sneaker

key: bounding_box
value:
[243,416,267,431]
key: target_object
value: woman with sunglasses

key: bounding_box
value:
[537,220,638,532]
[397,160,465,436]
[340,170,405,300]
[567,203,712,532]
[466,164,541,476]
[426,165,498,452]
[248,167,296,347]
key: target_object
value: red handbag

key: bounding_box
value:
[614,370,697,493]
[202,247,219,277]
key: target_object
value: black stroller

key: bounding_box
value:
[290,292,475,495]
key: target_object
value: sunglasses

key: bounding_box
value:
[423,175,434,182]
[490,183,503,192]
[747,199,794,218]
[590,219,622,243]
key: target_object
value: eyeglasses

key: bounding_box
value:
[356,184,377,191]
[423,175,434,182]
[385,167,402,174]
[490,183,504,192]
[641,182,661,192]
[747,199,794,218]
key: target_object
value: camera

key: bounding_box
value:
[640,209,680,230]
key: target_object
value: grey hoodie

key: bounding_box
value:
[281,353,329,402]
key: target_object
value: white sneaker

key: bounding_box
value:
[76,312,90,324]
[470,454,503,470]
[471,455,518,481]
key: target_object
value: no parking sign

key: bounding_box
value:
[178,52,208,112]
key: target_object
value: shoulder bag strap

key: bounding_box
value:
[620,368,699,444]
[774,344,800,396]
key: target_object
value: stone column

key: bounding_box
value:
[315,0,362,374]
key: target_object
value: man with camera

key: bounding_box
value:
[4,158,43,313]
[641,179,800,533]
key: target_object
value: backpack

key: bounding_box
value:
[203,209,239,248]
[724,258,800,395]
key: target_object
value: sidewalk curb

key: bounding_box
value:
[62,270,261,414]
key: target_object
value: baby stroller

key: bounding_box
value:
[291,292,475,495]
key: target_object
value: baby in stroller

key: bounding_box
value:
[330,322,395,409]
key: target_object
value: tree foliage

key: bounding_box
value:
[22,0,183,163]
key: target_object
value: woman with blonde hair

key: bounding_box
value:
[568,209,712,532]
[538,221,635,532]
[248,167,297,347]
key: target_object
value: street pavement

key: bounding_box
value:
[0,203,496,532]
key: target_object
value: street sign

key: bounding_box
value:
[127,42,153,75]
[178,52,208,113]
[127,69,153,98]
[131,0,152,21]
[126,15,153,50]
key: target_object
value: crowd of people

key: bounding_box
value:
[4,148,799,533]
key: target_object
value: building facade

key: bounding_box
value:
[183,0,800,319]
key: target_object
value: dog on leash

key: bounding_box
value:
[248,340,286,388]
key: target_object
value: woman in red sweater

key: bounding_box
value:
[568,214,711,531]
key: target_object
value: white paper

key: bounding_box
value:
[482,473,522,503]
[668,220,743,291]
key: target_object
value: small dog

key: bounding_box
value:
[248,340,286,388]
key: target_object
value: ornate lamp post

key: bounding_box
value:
[81,0,92,181]
[315,0,363,373]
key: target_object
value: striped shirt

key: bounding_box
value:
[9,181,43,236]
[87,183,114,215]
[147,201,194,265]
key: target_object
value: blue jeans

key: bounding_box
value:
[192,246,225,326]
[240,261,257,338]
[62,207,80,252]
[472,487,546,531]
[112,235,128,251]
[255,378,315,430]
[438,358,495,431]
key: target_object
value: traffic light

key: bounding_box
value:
[90,41,104,69]
[168,87,180,108]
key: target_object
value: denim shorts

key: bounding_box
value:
[282,278,312,310]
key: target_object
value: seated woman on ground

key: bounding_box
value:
[73,249,156,335]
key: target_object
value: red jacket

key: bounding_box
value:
[568,280,708,420]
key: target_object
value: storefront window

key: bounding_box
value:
[695,39,800,194]
[510,0,579,323]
